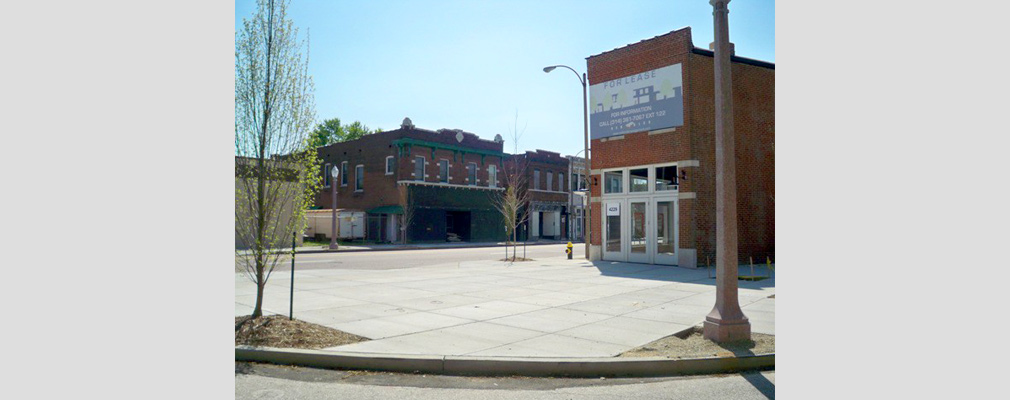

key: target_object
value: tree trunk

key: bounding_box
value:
[252,267,265,318]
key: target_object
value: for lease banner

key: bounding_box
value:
[589,63,684,139]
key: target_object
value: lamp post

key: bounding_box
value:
[330,166,339,250]
[544,64,591,260]
[704,0,750,343]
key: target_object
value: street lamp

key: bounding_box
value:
[544,64,591,260]
[330,166,339,250]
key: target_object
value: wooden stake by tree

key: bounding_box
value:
[235,0,319,319]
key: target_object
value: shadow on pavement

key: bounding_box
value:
[588,261,775,289]
[741,371,775,399]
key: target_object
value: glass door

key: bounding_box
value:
[602,201,623,261]
[654,198,678,265]
[628,200,650,263]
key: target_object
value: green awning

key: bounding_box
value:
[366,205,404,215]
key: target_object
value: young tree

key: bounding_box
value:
[494,163,531,261]
[398,185,415,245]
[493,112,532,261]
[235,0,319,318]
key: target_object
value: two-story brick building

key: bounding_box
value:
[505,150,570,241]
[567,155,587,241]
[315,118,508,243]
[585,27,774,267]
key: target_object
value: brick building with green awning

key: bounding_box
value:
[316,118,509,243]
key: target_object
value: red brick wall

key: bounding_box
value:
[316,128,506,212]
[316,131,402,211]
[586,27,774,264]
[688,53,775,264]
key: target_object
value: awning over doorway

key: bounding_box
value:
[366,205,404,215]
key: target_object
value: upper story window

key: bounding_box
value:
[488,164,497,188]
[467,163,477,186]
[630,168,649,192]
[604,170,623,194]
[340,161,348,186]
[439,160,449,183]
[533,169,540,190]
[558,172,563,192]
[414,156,424,181]
[324,163,331,187]
[546,170,553,191]
[385,156,394,175]
[655,165,678,191]
[355,165,364,191]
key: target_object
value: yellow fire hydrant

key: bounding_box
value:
[566,242,573,259]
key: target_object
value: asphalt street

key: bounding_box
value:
[235,362,775,400]
[262,243,583,271]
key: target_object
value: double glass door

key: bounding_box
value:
[602,196,678,265]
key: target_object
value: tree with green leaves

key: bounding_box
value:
[308,117,343,148]
[344,121,373,141]
[235,0,320,319]
[308,117,379,147]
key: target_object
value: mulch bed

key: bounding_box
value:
[620,326,774,359]
[235,315,369,349]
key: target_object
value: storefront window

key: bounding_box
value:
[655,165,678,191]
[630,168,649,192]
[604,171,623,194]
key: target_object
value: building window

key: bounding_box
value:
[340,161,348,186]
[385,156,394,175]
[355,165,364,191]
[558,172,563,192]
[488,164,497,188]
[655,165,678,191]
[324,163,331,187]
[414,156,424,181]
[630,168,649,192]
[547,170,553,192]
[604,171,623,194]
[579,174,586,190]
[467,163,477,185]
[438,160,449,183]
[534,169,540,190]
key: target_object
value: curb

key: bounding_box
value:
[235,347,774,378]
[294,241,572,254]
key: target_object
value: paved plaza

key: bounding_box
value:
[235,254,775,358]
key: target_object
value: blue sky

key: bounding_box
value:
[235,0,774,156]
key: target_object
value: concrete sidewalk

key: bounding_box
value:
[236,256,774,358]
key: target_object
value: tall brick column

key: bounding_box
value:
[704,0,751,343]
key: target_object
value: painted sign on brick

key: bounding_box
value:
[589,63,683,139]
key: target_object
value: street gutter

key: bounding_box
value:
[235,346,774,378]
